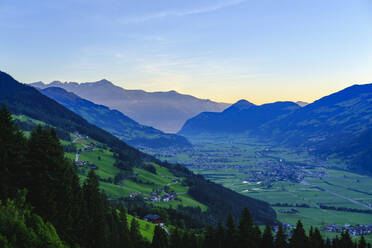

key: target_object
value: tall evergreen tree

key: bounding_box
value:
[203,226,216,248]
[275,224,288,248]
[182,230,198,248]
[81,169,107,247]
[130,217,143,248]
[0,105,27,201]
[289,221,308,248]
[359,235,367,248]
[25,126,82,244]
[309,227,324,248]
[339,231,353,248]
[215,222,226,248]
[225,213,237,248]
[238,207,255,248]
[261,224,274,248]
[324,238,331,248]
[152,225,168,248]
[169,227,182,248]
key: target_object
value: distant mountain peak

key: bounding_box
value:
[295,101,309,107]
[228,99,255,111]
[95,79,113,85]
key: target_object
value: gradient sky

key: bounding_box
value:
[1,0,372,104]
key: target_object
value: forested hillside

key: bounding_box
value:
[0,71,276,225]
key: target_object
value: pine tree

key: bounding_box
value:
[324,238,331,248]
[152,225,168,248]
[130,217,143,248]
[359,235,367,248]
[169,227,182,248]
[203,225,216,248]
[182,230,198,248]
[261,224,274,248]
[274,224,288,248]
[238,207,255,248]
[118,208,132,248]
[215,222,226,248]
[309,227,324,248]
[225,213,237,248]
[0,105,27,201]
[81,169,107,247]
[289,221,308,248]
[25,126,82,244]
[339,231,353,248]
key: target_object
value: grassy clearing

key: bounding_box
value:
[68,138,207,210]
[127,214,155,242]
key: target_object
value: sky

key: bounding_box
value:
[1,0,372,104]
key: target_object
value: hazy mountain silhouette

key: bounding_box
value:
[40,87,192,149]
[31,80,230,133]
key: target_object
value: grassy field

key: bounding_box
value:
[66,138,207,211]
[149,135,372,240]
[127,214,155,242]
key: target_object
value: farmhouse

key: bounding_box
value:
[144,214,163,224]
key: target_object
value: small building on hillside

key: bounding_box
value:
[143,214,163,224]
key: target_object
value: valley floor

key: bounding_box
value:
[147,135,372,242]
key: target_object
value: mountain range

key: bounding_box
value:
[179,100,301,135]
[179,83,372,173]
[38,87,191,150]
[0,70,276,224]
[31,80,230,133]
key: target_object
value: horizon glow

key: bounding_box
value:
[1,0,372,104]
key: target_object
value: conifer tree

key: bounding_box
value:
[309,227,324,248]
[359,235,367,248]
[261,224,274,248]
[324,238,331,248]
[0,105,27,201]
[169,227,182,248]
[182,230,198,248]
[81,169,107,247]
[225,213,237,248]
[25,126,82,244]
[152,225,168,248]
[274,224,288,248]
[238,207,255,248]
[130,218,143,248]
[215,222,226,248]
[203,226,216,248]
[289,221,308,248]
[339,231,353,248]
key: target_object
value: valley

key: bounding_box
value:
[148,135,372,242]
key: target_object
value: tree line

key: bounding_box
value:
[151,208,371,248]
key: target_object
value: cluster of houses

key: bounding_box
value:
[273,223,295,232]
[73,131,89,140]
[75,160,98,170]
[149,192,177,203]
[324,224,372,237]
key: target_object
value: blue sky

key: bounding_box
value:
[1,0,372,103]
